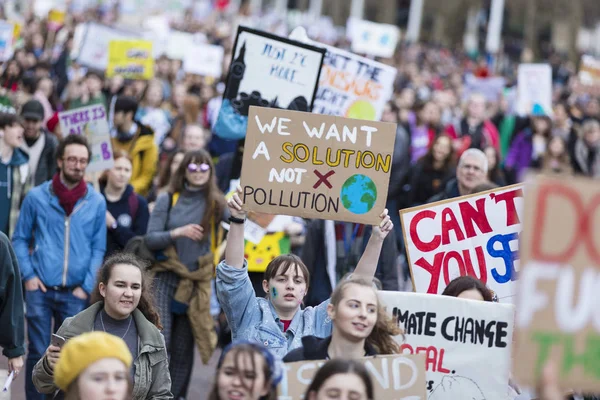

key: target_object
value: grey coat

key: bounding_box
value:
[32,302,173,400]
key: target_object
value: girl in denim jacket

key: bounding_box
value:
[216,187,393,358]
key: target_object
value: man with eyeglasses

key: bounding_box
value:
[12,135,106,400]
[428,148,489,203]
[19,99,58,187]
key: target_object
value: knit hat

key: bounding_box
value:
[46,112,59,133]
[54,332,133,391]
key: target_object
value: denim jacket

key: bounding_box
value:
[216,261,332,359]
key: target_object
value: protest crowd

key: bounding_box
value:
[0,1,599,400]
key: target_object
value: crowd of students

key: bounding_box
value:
[0,2,598,400]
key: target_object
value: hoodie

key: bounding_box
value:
[0,148,29,235]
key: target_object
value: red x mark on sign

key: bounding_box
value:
[313,170,335,189]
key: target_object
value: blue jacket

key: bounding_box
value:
[12,181,107,294]
[216,261,332,359]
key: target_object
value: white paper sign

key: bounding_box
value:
[74,23,139,70]
[0,21,14,62]
[312,45,396,121]
[517,64,553,116]
[59,105,114,173]
[184,43,225,78]
[400,185,525,303]
[347,17,400,58]
[379,291,515,400]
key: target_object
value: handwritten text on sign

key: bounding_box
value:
[514,176,600,392]
[278,354,427,400]
[379,291,514,400]
[400,184,524,302]
[313,46,396,121]
[107,40,154,80]
[59,104,114,173]
[240,106,396,224]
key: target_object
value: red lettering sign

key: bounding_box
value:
[532,184,600,262]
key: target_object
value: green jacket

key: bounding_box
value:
[0,232,25,359]
[32,302,173,400]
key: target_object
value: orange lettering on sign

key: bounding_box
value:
[321,65,382,100]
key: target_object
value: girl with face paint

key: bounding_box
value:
[216,187,394,359]
[283,277,401,362]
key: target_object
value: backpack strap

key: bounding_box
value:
[128,191,139,219]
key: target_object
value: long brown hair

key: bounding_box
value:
[157,150,185,189]
[207,343,278,400]
[90,253,163,330]
[421,133,456,171]
[169,149,226,232]
[330,277,402,355]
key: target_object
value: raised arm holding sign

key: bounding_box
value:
[216,186,393,359]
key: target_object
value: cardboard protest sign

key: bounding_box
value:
[379,291,515,400]
[240,106,396,224]
[579,55,600,86]
[0,21,14,62]
[517,64,553,116]
[400,184,524,302]
[59,105,114,173]
[213,26,325,141]
[313,45,396,121]
[278,354,427,399]
[347,17,400,59]
[513,175,600,392]
[107,40,154,80]
[184,43,224,78]
[74,23,139,70]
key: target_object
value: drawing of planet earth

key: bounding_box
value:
[341,174,377,215]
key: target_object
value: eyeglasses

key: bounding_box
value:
[187,162,210,173]
[64,157,88,166]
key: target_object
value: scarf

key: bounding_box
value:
[52,173,87,216]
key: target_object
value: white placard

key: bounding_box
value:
[347,17,400,58]
[59,105,114,173]
[184,43,225,78]
[401,185,524,302]
[379,291,515,400]
[74,23,139,70]
[0,21,14,62]
[312,44,396,121]
[517,64,553,116]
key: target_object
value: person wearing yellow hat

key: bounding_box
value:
[32,253,172,399]
[54,331,133,400]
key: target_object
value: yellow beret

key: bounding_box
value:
[54,331,133,391]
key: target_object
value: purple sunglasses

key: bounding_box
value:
[187,162,210,173]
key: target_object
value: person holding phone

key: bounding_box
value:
[32,253,172,400]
